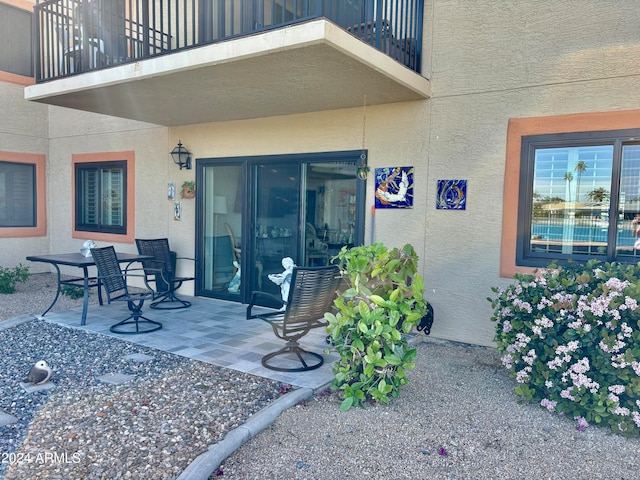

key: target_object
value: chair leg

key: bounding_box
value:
[150,289,191,310]
[261,341,324,372]
[110,300,162,334]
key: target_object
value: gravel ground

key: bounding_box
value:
[0,272,96,321]
[3,274,640,479]
[0,274,282,479]
[219,340,640,479]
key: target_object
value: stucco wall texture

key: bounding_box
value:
[2,0,640,346]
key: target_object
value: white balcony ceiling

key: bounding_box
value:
[25,19,430,126]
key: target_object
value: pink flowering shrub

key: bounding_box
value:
[489,260,640,436]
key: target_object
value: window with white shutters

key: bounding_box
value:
[75,160,126,234]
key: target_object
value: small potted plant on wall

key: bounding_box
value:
[181,180,195,199]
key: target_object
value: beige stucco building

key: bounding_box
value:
[2,0,640,347]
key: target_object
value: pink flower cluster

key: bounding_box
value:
[532,316,554,337]
[516,350,536,383]
[567,319,591,332]
[547,341,579,370]
[522,349,537,366]
[560,357,600,394]
[614,406,630,416]
[624,297,639,310]
[574,416,589,432]
[608,384,625,404]
[537,297,554,310]
[609,385,626,395]
[605,277,631,291]
[540,398,557,412]
[633,412,640,428]
[516,367,531,384]
[512,298,532,314]
[507,333,531,353]
[599,339,627,355]
[501,353,513,369]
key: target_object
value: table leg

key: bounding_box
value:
[97,278,103,306]
[41,263,62,317]
[81,266,90,325]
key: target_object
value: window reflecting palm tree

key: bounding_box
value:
[564,171,574,202]
[574,161,588,203]
[586,187,609,203]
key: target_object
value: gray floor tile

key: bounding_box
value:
[41,296,335,389]
[0,410,18,426]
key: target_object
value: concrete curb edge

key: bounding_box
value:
[177,386,315,479]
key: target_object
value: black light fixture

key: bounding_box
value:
[171,140,192,170]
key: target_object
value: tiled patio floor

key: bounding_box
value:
[40,296,339,390]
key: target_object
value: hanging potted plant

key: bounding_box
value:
[356,164,369,180]
[181,180,195,199]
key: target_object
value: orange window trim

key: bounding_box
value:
[501,109,640,279]
[3,0,34,11]
[0,151,46,238]
[0,71,34,86]
[72,151,135,244]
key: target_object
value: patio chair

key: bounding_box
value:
[90,246,162,334]
[247,265,342,372]
[54,20,106,74]
[135,238,195,309]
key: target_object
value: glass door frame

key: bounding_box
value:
[195,150,367,303]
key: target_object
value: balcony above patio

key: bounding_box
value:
[25,0,430,126]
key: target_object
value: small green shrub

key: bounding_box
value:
[61,285,85,300]
[0,264,30,294]
[489,259,640,436]
[325,243,427,411]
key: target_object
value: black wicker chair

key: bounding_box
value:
[135,238,195,309]
[90,246,162,334]
[247,265,342,372]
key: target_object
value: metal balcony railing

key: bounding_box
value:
[34,0,423,82]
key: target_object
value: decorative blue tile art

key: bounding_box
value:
[374,166,414,209]
[436,179,467,210]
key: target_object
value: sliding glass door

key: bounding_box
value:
[197,163,244,300]
[196,151,365,303]
[250,162,300,297]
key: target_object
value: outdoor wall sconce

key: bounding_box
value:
[171,140,192,170]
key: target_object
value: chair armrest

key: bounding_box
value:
[99,269,161,293]
[123,265,148,274]
[97,271,151,286]
[127,266,171,292]
[174,257,195,277]
[246,291,286,319]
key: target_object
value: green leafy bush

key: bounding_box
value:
[61,285,85,300]
[0,264,30,294]
[325,243,427,411]
[489,260,640,436]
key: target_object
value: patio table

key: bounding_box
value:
[25,252,153,325]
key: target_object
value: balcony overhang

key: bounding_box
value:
[24,19,430,126]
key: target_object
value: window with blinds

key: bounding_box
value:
[0,161,36,227]
[75,160,126,234]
